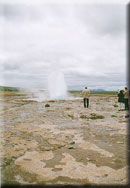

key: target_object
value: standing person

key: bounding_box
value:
[124,87,129,110]
[81,87,90,108]
[117,90,124,110]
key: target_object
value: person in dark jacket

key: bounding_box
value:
[123,87,129,110]
[118,90,124,110]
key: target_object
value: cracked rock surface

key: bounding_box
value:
[0,92,128,185]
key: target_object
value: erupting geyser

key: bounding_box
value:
[48,70,67,99]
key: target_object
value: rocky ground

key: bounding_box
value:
[0,91,129,185]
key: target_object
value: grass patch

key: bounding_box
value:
[66,107,72,110]
[68,114,74,118]
[80,114,87,119]
[1,158,14,169]
[90,113,97,116]
[45,104,50,107]
[0,86,19,92]
[20,100,37,103]
[114,104,118,107]
[2,164,38,185]
[0,91,26,97]
[111,115,117,117]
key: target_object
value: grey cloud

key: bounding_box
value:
[2,4,40,22]
[75,4,126,36]
[3,64,19,70]
[1,3,127,90]
[1,4,126,37]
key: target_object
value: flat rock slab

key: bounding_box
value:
[1,93,128,185]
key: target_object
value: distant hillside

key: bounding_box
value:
[0,86,19,92]
[69,89,106,93]
[69,89,117,95]
[90,90,117,95]
[91,89,106,92]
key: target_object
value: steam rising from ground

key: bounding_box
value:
[20,70,70,101]
[19,88,47,102]
[48,70,67,99]
[19,63,75,101]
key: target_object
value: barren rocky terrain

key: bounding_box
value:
[0,91,129,185]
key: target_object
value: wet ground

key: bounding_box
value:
[0,91,129,185]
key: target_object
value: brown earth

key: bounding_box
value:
[0,91,129,185]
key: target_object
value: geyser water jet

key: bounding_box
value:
[48,70,67,99]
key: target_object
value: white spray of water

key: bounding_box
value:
[19,61,70,101]
[48,70,67,99]
[19,70,68,101]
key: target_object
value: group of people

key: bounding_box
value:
[81,86,129,110]
[118,87,129,110]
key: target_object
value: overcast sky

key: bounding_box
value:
[0,2,127,90]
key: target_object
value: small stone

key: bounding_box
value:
[68,146,74,149]
[48,100,55,102]
[80,115,87,119]
[117,141,124,144]
[111,115,117,117]
[23,158,32,161]
[104,174,108,177]
[45,104,50,107]
[70,141,75,145]
[68,114,74,118]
